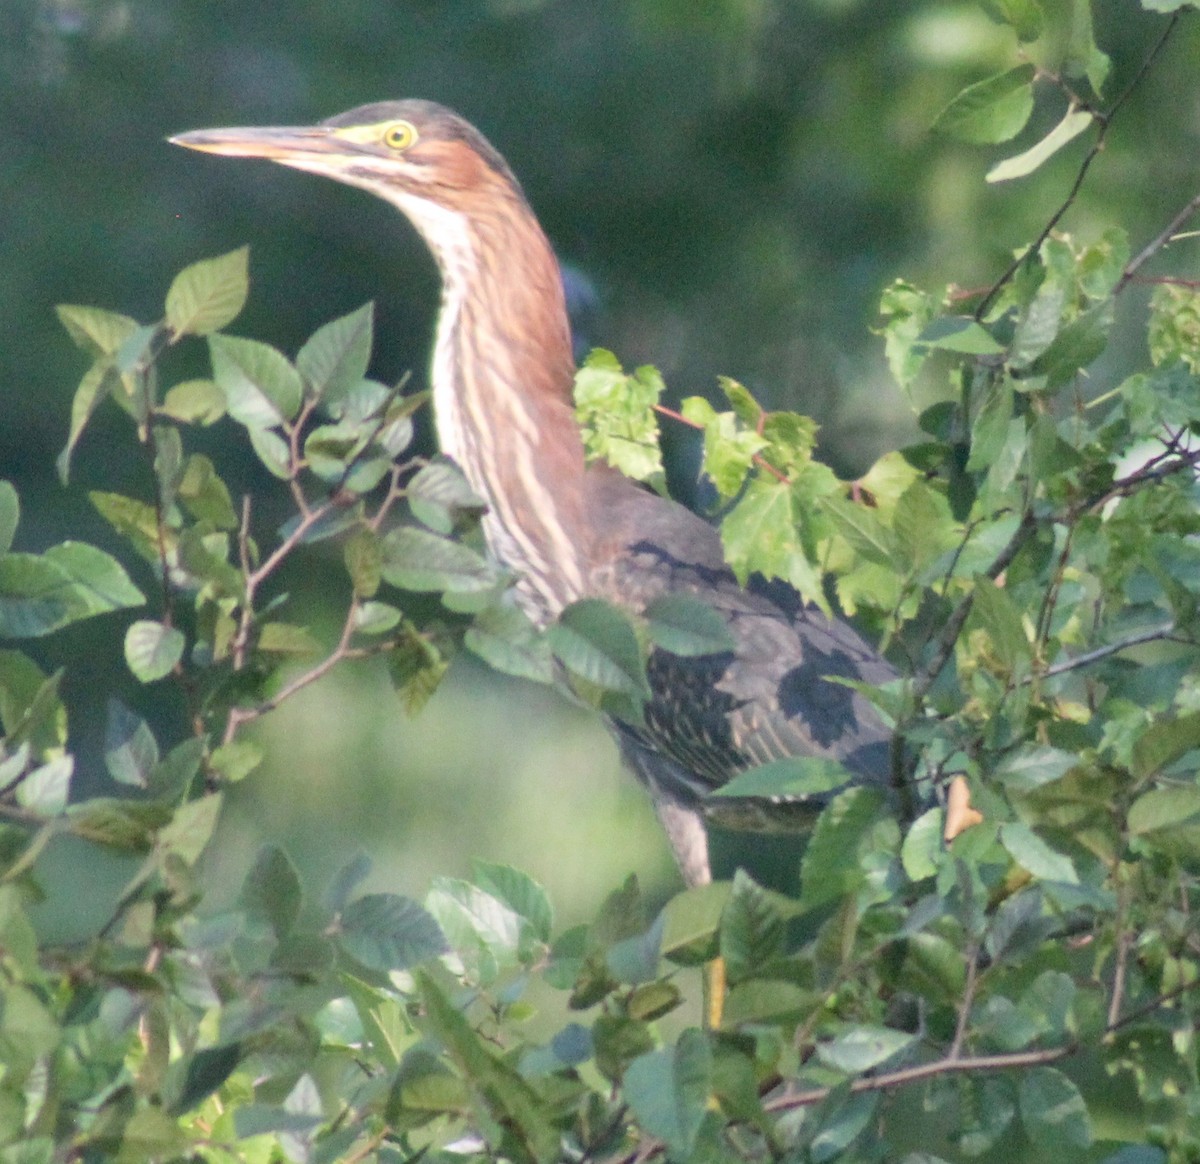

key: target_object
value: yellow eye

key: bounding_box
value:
[382,121,417,151]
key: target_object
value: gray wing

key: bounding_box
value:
[587,469,897,822]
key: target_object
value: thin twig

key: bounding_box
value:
[1114,191,1200,296]
[974,11,1185,320]
[1037,621,1184,680]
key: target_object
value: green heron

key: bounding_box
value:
[171,101,904,889]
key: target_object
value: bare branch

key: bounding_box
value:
[1114,191,1200,296]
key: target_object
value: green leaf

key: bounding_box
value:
[379,526,495,593]
[999,822,1079,884]
[969,575,1030,672]
[240,845,303,939]
[165,246,249,337]
[0,550,136,639]
[158,792,222,865]
[720,475,825,608]
[682,395,768,498]
[1066,0,1110,94]
[800,787,887,908]
[932,65,1036,144]
[159,378,226,425]
[177,454,238,529]
[643,593,736,656]
[901,808,944,880]
[104,698,159,787]
[816,1025,916,1073]
[471,860,553,944]
[248,425,292,478]
[1018,1066,1092,1149]
[464,601,556,685]
[407,459,487,535]
[1127,785,1200,849]
[55,303,139,357]
[208,333,302,427]
[353,600,401,635]
[720,870,784,984]
[1131,710,1200,779]
[124,619,185,682]
[917,316,1005,355]
[658,881,729,965]
[982,0,1044,40]
[425,878,524,979]
[16,755,72,816]
[624,1029,712,1159]
[0,482,18,556]
[987,107,1094,183]
[821,494,898,568]
[416,969,560,1163]
[712,756,856,801]
[574,349,665,488]
[209,739,263,784]
[0,651,66,754]
[297,302,373,405]
[339,894,448,972]
[548,598,650,702]
[44,541,144,611]
[58,360,118,484]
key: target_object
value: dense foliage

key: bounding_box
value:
[2,1,1200,1161]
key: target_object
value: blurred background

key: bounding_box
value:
[3,0,1198,934]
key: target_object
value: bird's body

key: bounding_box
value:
[172,100,898,886]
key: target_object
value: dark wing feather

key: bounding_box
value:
[586,468,896,824]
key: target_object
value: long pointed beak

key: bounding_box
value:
[169,125,338,161]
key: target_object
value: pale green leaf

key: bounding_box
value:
[987,108,1093,183]
[165,246,249,338]
[125,619,185,682]
[932,65,1035,144]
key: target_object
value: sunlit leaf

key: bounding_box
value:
[932,65,1036,144]
[987,108,1093,183]
[165,247,249,338]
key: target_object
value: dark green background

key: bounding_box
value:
[3,0,1196,928]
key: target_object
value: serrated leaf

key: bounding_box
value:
[425,878,524,976]
[158,793,222,865]
[471,860,553,943]
[720,475,825,609]
[209,739,263,783]
[720,870,784,984]
[165,247,249,338]
[624,1030,712,1159]
[160,378,226,425]
[982,0,1044,40]
[465,601,556,685]
[380,526,495,593]
[297,302,373,405]
[177,454,238,529]
[918,316,1005,354]
[416,969,559,1163]
[1018,1066,1091,1149]
[999,822,1079,884]
[125,619,185,682]
[240,845,302,939]
[800,787,887,908]
[821,494,898,567]
[712,756,856,801]
[55,303,139,357]
[643,593,736,656]
[209,333,302,427]
[247,425,292,478]
[987,107,1094,183]
[104,698,159,787]
[548,598,650,701]
[1131,711,1200,779]
[344,527,382,598]
[932,65,1036,144]
[340,894,448,972]
[574,349,665,488]
[15,755,72,816]
[816,1025,916,1073]
[901,808,944,880]
[407,459,486,535]
[969,574,1030,671]
[659,882,729,965]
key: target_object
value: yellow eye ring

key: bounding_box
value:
[382,121,418,151]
